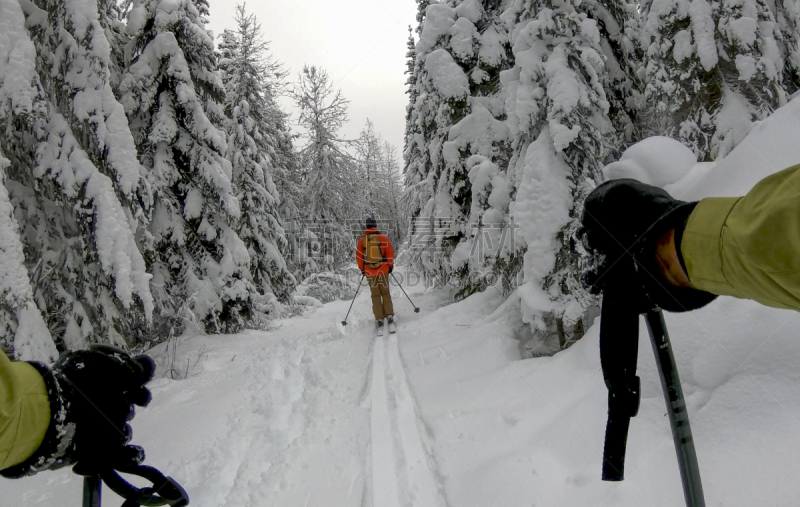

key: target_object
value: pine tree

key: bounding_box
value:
[0,151,58,362]
[773,0,800,94]
[23,0,151,221]
[0,0,154,352]
[578,0,643,146]
[403,1,474,280]
[355,119,383,219]
[498,0,617,347]
[403,0,521,294]
[381,141,407,246]
[640,0,786,160]
[98,0,129,90]
[121,0,255,334]
[291,65,357,276]
[218,5,295,306]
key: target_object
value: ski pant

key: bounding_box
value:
[367,274,394,320]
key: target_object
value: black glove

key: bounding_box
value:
[388,265,393,274]
[1,345,155,478]
[580,178,717,312]
[361,269,366,276]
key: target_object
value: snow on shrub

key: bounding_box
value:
[294,270,360,304]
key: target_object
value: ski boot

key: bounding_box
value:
[376,319,386,336]
[386,315,397,334]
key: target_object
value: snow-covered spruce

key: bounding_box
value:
[404,0,516,289]
[0,152,58,362]
[218,5,296,309]
[640,0,787,160]
[21,0,151,217]
[121,0,254,334]
[0,0,153,351]
[404,0,618,348]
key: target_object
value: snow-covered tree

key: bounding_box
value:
[381,141,407,246]
[774,0,800,94]
[403,1,481,281]
[355,119,383,219]
[578,0,643,146]
[218,5,295,305]
[121,0,255,334]
[0,151,58,362]
[0,0,154,352]
[640,0,786,160]
[497,0,615,347]
[354,121,406,246]
[291,65,357,276]
[98,0,130,90]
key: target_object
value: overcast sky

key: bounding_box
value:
[206,0,418,164]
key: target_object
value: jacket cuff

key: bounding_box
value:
[0,362,72,478]
[680,196,742,296]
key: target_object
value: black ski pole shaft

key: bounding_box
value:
[341,274,365,325]
[390,273,420,313]
[645,310,705,507]
[83,476,101,507]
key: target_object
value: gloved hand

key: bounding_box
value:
[361,269,366,276]
[388,265,393,274]
[1,345,155,478]
[580,178,717,312]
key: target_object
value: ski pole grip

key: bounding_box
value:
[602,376,640,481]
[602,411,631,481]
[599,272,643,482]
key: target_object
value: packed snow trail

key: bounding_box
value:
[384,333,442,507]
[0,271,448,507]
[369,330,444,507]
[369,334,402,507]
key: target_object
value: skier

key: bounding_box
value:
[580,163,800,313]
[0,346,155,477]
[356,218,396,334]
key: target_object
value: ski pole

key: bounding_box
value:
[83,476,101,507]
[645,310,705,507]
[341,274,365,326]
[390,273,420,313]
[598,268,705,507]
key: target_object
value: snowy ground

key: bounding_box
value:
[6,95,800,507]
[4,268,800,507]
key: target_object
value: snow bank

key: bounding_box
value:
[605,94,800,200]
[398,282,800,505]
[393,84,800,507]
[668,94,800,199]
[603,136,697,187]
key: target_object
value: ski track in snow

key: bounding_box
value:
[370,327,444,507]
[370,333,402,507]
[0,273,448,507]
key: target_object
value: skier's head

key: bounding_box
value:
[365,217,377,230]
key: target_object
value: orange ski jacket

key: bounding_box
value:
[356,228,394,277]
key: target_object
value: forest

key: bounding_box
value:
[403,0,800,353]
[0,0,406,359]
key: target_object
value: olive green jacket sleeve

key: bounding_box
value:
[681,163,800,311]
[0,351,50,471]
